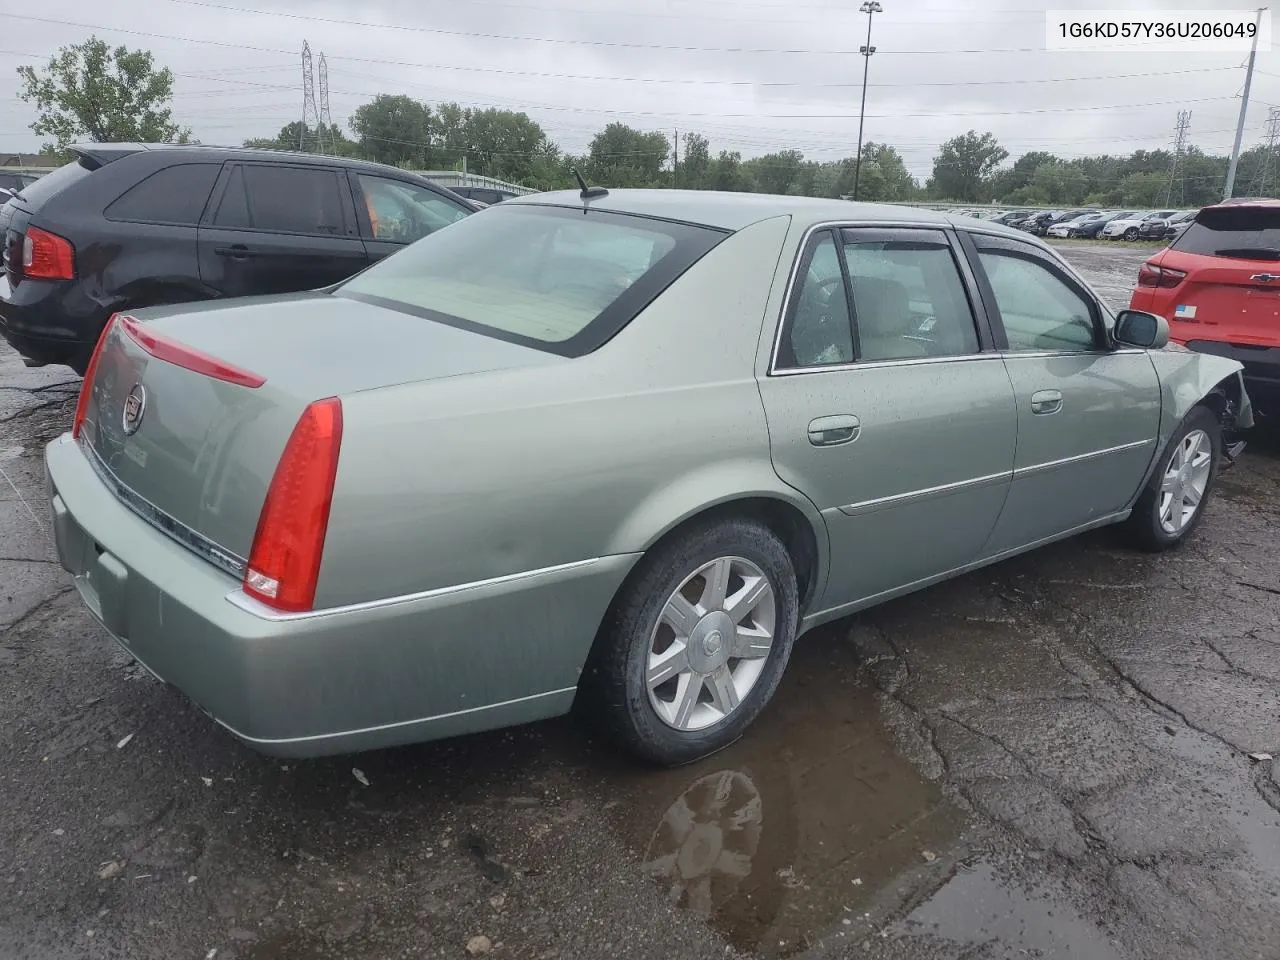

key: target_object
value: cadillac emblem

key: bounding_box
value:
[122,384,147,435]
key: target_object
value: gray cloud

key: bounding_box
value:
[1,0,1272,179]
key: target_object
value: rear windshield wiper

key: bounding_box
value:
[1213,248,1280,260]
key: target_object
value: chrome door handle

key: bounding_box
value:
[808,414,861,446]
[1030,390,1063,415]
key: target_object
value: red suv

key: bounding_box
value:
[1130,200,1280,415]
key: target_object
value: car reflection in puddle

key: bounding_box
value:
[601,625,972,957]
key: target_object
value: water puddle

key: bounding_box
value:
[599,626,971,957]
[898,861,1124,959]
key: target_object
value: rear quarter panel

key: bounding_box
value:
[317,214,825,613]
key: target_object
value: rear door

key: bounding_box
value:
[197,161,368,297]
[348,171,472,263]
[960,231,1161,554]
[758,225,1016,613]
[1147,205,1280,346]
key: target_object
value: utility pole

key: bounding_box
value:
[1166,110,1191,205]
[852,0,882,201]
[673,129,679,187]
[1224,6,1266,200]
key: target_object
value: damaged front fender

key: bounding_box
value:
[1147,346,1255,461]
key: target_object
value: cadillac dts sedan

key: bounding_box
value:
[46,189,1253,765]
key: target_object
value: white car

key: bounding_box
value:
[1046,212,1108,239]
[1101,210,1178,240]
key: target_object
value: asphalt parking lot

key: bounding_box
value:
[1,241,1277,960]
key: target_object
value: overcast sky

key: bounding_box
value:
[0,0,1274,180]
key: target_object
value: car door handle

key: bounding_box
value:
[213,244,253,260]
[1030,390,1063,415]
[807,415,861,446]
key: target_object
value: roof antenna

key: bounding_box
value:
[571,167,609,201]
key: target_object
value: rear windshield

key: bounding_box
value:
[15,159,92,207]
[1173,206,1280,260]
[336,203,728,356]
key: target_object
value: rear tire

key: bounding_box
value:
[580,517,799,766]
[1124,406,1221,552]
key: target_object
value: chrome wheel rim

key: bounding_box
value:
[1159,428,1212,535]
[646,556,776,732]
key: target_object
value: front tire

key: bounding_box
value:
[1124,227,1139,240]
[1125,406,1221,552]
[581,517,799,765]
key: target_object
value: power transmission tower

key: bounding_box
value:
[852,0,882,201]
[1166,110,1191,205]
[317,52,333,154]
[299,41,321,153]
[1249,106,1280,197]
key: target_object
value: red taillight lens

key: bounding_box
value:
[71,313,119,440]
[243,398,343,612]
[121,316,265,388]
[1137,262,1187,288]
[22,225,75,280]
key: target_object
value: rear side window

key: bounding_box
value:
[214,164,346,236]
[337,203,726,356]
[105,163,220,225]
[1173,206,1280,261]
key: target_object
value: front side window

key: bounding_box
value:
[356,174,469,243]
[978,249,1097,351]
[337,204,725,356]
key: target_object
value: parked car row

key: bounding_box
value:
[956,208,1200,243]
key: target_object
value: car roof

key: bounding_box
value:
[507,188,1031,240]
[67,141,434,179]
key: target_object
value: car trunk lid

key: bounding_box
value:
[1156,204,1280,346]
[77,292,563,565]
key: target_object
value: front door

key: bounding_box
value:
[758,226,1018,615]
[960,232,1161,556]
[198,162,369,298]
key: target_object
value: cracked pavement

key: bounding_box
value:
[1,242,1278,960]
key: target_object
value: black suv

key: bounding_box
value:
[0,143,477,372]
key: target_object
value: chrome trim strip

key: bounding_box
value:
[1014,439,1153,478]
[216,686,579,746]
[999,349,1146,359]
[225,557,605,622]
[80,439,247,580]
[769,351,1006,377]
[837,470,1009,516]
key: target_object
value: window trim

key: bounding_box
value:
[768,220,998,376]
[348,170,474,244]
[202,161,358,239]
[103,162,221,227]
[960,231,1108,355]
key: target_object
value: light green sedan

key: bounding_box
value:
[45,189,1253,765]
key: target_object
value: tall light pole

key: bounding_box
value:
[852,0,882,201]
[1224,6,1267,200]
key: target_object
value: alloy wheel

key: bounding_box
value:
[646,556,776,732]
[1158,428,1212,535]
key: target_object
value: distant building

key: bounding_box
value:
[0,152,56,168]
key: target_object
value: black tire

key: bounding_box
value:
[580,517,799,766]
[1124,227,1139,240]
[1124,405,1221,552]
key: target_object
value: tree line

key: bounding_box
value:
[16,37,1277,208]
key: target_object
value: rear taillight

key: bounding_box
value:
[120,316,265,387]
[1137,262,1187,288]
[22,225,75,280]
[243,398,344,612]
[71,313,119,440]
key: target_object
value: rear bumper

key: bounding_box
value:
[0,273,104,366]
[45,433,636,757]
[1182,339,1280,413]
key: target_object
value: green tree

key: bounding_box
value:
[16,36,189,151]
[745,149,804,195]
[244,120,356,157]
[930,130,1008,201]
[586,123,669,186]
[707,149,748,192]
[350,94,433,167]
[460,108,551,182]
[1116,171,1168,206]
[852,143,917,201]
[678,132,711,189]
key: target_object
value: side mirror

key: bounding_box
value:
[1113,309,1169,350]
